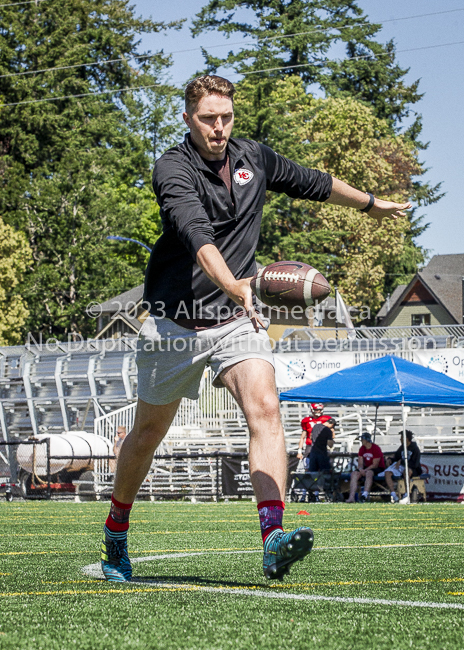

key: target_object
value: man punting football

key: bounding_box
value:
[100,75,411,583]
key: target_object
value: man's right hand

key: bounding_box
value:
[225,277,266,333]
[196,244,265,332]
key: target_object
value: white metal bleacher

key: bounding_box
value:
[0,339,138,441]
[2,338,464,459]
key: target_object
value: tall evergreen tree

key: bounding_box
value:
[0,0,183,340]
[192,0,424,129]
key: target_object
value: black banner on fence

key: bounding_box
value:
[222,457,253,496]
[221,456,299,497]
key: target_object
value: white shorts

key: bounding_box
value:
[136,316,275,405]
[377,465,404,479]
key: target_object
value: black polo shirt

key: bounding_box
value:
[147,134,333,320]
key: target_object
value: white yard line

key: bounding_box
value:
[85,541,464,577]
[83,550,259,578]
[83,543,464,609]
[138,586,464,610]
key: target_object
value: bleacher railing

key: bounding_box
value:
[2,323,464,441]
[279,324,464,342]
[93,369,244,439]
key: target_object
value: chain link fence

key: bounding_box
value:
[0,440,357,502]
[95,452,256,501]
[1,439,460,503]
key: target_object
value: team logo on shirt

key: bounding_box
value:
[233,168,254,185]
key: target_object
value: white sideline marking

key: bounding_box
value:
[85,541,464,577]
[85,543,464,609]
[142,586,464,610]
[83,550,260,578]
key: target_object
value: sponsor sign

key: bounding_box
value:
[222,458,254,497]
[221,457,298,497]
[413,349,464,383]
[274,350,464,389]
[274,352,356,388]
[420,454,464,501]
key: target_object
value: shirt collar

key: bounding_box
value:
[181,133,245,170]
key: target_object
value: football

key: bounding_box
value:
[250,261,331,310]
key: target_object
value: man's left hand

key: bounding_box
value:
[327,178,412,225]
[368,198,412,226]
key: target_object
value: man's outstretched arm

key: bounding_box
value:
[326,178,412,222]
[259,144,411,221]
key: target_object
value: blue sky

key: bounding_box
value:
[133,0,463,258]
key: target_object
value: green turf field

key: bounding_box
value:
[1,501,464,650]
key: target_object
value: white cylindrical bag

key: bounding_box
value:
[16,432,112,476]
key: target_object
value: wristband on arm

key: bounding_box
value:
[360,192,375,214]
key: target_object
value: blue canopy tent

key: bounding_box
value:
[280,356,464,500]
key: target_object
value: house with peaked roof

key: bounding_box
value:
[376,254,464,326]
[96,284,146,339]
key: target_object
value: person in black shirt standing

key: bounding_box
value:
[100,74,412,583]
[308,418,336,472]
[386,430,422,503]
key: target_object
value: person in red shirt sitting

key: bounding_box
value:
[297,404,332,461]
[346,432,385,503]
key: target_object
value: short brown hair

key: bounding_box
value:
[184,75,235,114]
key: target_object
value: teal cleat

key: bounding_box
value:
[101,526,132,582]
[263,527,314,581]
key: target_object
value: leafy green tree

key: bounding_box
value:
[192,1,443,313]
[0,0,181,340]
[0,217,32,346]
[234,76,424,314]
[104,182,162,269]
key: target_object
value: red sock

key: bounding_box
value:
[257,500,285,542]
[105,494,133,532]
